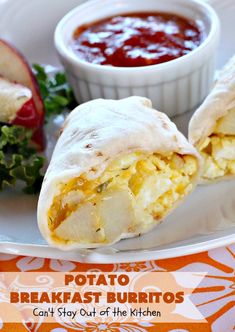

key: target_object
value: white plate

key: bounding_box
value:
[0,0,234,263]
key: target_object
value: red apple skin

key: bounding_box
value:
[12,99,41,128]
[0,39,45,124]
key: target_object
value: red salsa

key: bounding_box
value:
[71,12,204,67]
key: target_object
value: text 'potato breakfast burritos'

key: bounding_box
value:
[38,96,201,250]
[189,55,235,182]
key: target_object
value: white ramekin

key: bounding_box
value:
[55,0,220,117]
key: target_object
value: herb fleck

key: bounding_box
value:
[96,181,109,193]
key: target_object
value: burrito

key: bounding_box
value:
[189,55,235,182]
[38,96,201,249]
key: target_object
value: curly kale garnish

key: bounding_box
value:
[0,125,44,194]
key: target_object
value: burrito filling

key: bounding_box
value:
[48,151,197,244]
[198,108,235,180]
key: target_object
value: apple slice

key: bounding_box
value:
[0,76,41,128]
[0,76,45,150]
[0,39,44,124]
[0,77,32,123]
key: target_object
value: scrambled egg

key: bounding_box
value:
[48,152,197,244]
[198,108,235,180]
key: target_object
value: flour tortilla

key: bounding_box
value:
[189,55,235,146]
